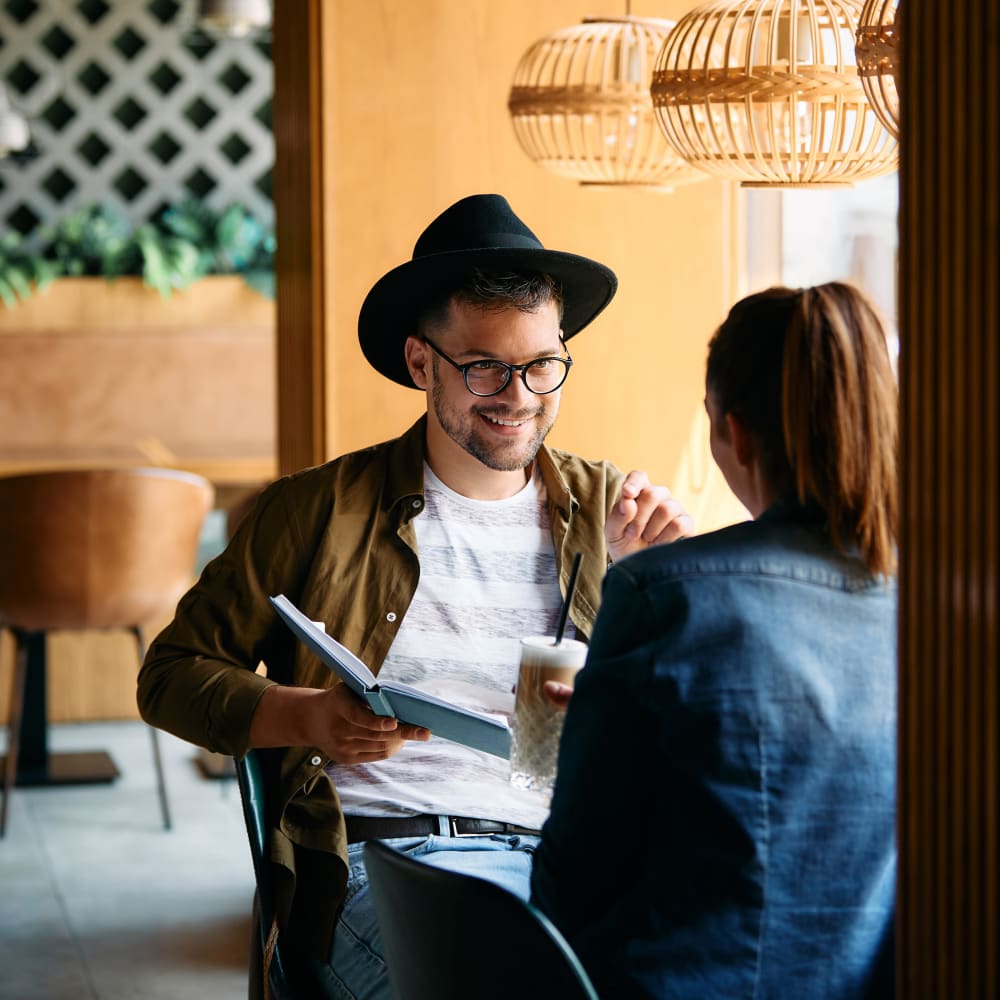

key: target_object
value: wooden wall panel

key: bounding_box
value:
[0,276,275,473]
[898,1,1000,996]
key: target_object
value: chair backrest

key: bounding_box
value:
[0,467,213,630]
[235,748,277,925]
[364,839,599,1000]
[235,748,298,1000]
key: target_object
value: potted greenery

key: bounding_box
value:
[0,199,275,306]
[0,198,277,493]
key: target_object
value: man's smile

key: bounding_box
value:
[481,413,530,428]
[475,408,544,434]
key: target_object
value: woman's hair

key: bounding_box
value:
[706,282,898,577]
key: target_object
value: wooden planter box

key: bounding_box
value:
[0,276,276,722]
[0,275,276,488]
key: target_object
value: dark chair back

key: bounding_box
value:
[364,838,599,1000]
[235,748,322,1000]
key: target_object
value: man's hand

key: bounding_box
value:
[249,682,431,765]
[543,680,574,710]
[604,470,694,562]
[314,685,431,765]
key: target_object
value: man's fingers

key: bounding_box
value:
[331,684,399,732]
[605,496,637,541]
[543,680,574,710]
[619,469,650,502]
[636,494,694,542]
[620,484,672,539]
[605,470,695,560]
[327,723,430,765]
[606,470,649,540]
[396,723,432,742]
[319,685,431,766]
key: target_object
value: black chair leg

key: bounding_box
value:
[133,627,171,830]
[248,889,266,1000]
[1,632,30,837]
[148,725,172,830]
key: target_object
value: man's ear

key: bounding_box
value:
[725,412,756,468]
[404,336,430,390]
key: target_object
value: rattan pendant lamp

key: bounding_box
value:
[507,6,709,191]
[196,0,270,39]
[855,0,900,139]
[650,0,899,187]
[0,84,30,158]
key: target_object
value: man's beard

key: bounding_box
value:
[431,376,556,472]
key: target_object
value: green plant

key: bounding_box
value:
[141,199,275,298]
[0,232,61,306]
[37,203,139,278]
[0,199,276,306]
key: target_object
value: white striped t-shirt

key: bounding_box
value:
[326,463,574,829]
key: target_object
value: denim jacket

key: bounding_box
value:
[531,500,896,999]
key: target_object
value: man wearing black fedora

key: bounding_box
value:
[139,193,692,995]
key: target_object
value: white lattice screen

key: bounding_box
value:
[0,0,273,245]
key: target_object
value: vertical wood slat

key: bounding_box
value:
[898,2,1000,997]
[272,0,328,476]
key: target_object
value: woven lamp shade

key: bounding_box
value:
[650,0,898,188]
[508,17,709,191]
[0,85,29,157]
[197,0,270,38]
[855,0,899,139]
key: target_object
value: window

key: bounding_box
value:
[745,173,900,363]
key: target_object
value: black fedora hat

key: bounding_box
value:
[358,193,618,388]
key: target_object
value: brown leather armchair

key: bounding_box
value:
[0,467,214,836]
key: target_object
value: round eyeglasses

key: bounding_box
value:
[423,337,573,397]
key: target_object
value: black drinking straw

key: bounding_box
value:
[553,552,583,645]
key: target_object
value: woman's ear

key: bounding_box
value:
[725,412,756,468]
[404,336,430,390]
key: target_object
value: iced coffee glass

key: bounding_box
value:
[509,635,588,795]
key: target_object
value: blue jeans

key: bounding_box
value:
[312,833,540,1000]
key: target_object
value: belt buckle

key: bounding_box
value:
[448,816,508,837]
[448,816,474,837]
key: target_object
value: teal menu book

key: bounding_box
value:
[269,594,511,759]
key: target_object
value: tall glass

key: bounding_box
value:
[509,635,587,795]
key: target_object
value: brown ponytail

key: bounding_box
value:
[707,282,898,577]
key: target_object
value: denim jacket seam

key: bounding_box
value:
[753,725,770,1000]
[635,563,879,595]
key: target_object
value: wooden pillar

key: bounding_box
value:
[898,1,1000,996]
[272,0,328,475]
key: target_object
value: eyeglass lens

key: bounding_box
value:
[465,359,569,396]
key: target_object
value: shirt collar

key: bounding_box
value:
[384,415,429,516]
[384,413,576,519]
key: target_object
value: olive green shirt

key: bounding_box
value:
[138,416,623,959]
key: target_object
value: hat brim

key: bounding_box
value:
[358,247,618,389]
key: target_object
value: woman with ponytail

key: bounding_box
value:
[532,283,898,1000]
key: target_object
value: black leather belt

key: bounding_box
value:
[345,813,541,844]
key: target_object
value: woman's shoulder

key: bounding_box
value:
[611,517,760,578]
[611,512,885,595]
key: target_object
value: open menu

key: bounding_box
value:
[269,594,511,759]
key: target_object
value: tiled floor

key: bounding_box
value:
[0,721,253,1000]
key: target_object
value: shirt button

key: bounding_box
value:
[411,498,422,510]
[386,612,397,622]
[310,755,322,767]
